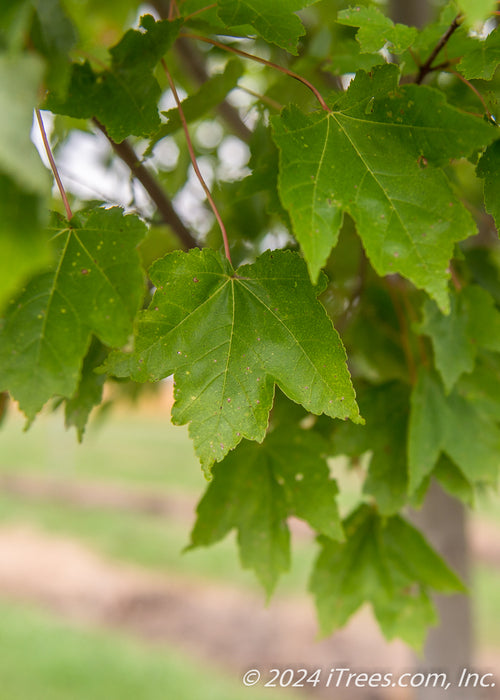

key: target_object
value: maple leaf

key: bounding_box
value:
[310,504,465,650]
[44,15,181,142]
[419,285,500,391]
[217,0,319,54]
[272,64,496,310]
[104,248,362,472]
[189,426,343,595]
[0,207,146,420]
[337,6,417,55]
[408,368,500,492]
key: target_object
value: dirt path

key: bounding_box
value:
[2,472,500,570]
[0,524,421,699]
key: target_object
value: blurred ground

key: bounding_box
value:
[0,385,498,699]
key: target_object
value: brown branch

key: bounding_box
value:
[415,14,463,84]
[93,120,199,250]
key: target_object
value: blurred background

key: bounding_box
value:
[0,385,499,699]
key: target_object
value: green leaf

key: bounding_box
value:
[434,454,475,506]
[272,65,495,308]
[64,337,108,440]
[477,140,500,229]
[419,285,500,391]
[189,426,343,595]
[45,15,181,141]
[0,53,49,194]
[217,0,319,54]
[458,0,497,26]
[457,28,500,79]
[310,504,464,649]
[0,174,51,311]
[30,0,78,96]
[104,248,361,472]
[337,6,417,55]
[408,367,500,492]
[148,59,243,153]
[0,207,146,420]
[334,381,410,514]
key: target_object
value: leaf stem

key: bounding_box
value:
[449,70,492,119]
[415,14,463,85]
[161,59,232,264]
[35,109,73,220]
[181,33,330,112]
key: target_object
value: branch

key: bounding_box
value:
[415,14,463,84]
[93,120,199,251]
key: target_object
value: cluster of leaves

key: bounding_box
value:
[2,0,500,649]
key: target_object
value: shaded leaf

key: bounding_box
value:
[189,426,343,594]
[0,207,146,420]
[64,337,109,440]
[408,367,500,491]
[104,248,361,472]
[477,139,500,229]
[31,0,78,96]
[419,285,500,391]
[310,504,464,649]
[272,65,495,308]
[334,381,410,514]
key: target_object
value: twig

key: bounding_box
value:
[162,60,232,263]
[35,109,73,220]
[182,33,330,112]
[415,14,463,85]
[93,119,199,251]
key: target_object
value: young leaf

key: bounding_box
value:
[337,6,417,55]
[217,0,319,54]
[419,285,500,391]
[44,15,181,141]
[408,367,500,492]
[457,27,500,80]
[477,140,500,229]
[104,248,362,472]
[310,504,465,649]
[0,207,146,420]
[272,64,495,309]
[189,426,343,595]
